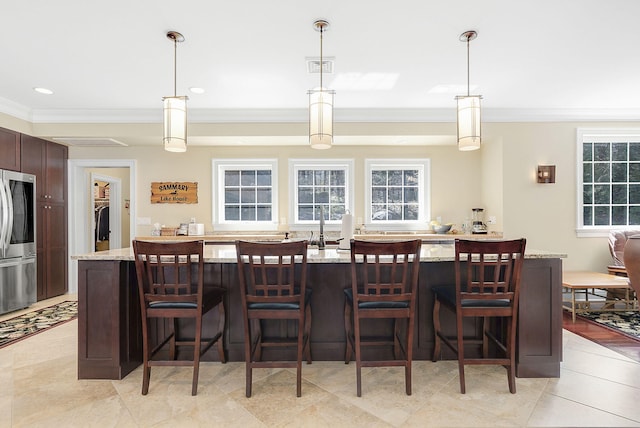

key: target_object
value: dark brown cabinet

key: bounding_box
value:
[21,135,68,300]
[77,257,562,380]
[0,127,21,171]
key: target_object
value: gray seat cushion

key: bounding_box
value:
[343,288,410,309]
[432,286,510,308]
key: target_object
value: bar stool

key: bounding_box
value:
[343,239,422,397]
[432,238,526,393]
[235,240,312,397]
[132,240,226,396]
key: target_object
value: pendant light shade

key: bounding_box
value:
[163,31,188,153]
[163,95,188,152]
[309,89,334,149]
[456,94,481,151]
[309,20,334,150]
[456,31,482,151]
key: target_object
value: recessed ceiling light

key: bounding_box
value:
[189,87,205,94]
[33,87,54,95]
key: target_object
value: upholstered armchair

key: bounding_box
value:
[623,235,640,296]
[608,230,640,275]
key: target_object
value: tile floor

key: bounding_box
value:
[1,295,640,427]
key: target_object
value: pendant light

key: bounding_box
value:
[308,20,334,150]
[456,30,482,151]
[163,31,188,153]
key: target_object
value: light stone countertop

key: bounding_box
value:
[72,243,566,263]
[133,232,503,243]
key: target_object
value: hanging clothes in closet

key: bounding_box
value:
[95,204,110,243]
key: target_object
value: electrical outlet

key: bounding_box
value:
[137,217,151,225]
[488,216,496,225]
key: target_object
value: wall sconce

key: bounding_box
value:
[537,165,556,183]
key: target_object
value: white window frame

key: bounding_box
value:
[365,158,430,232]
[212,159,278,231]
[288,159,354,231]
[577,128,640,237]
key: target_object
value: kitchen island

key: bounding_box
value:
[74,243,564,380]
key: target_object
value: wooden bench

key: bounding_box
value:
[562,271,638,322]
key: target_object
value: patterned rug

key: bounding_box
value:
[0,301,77,348]
[579,311,640,341]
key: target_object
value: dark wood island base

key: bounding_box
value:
[76,245,563,380]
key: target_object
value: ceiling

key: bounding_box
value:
[2,0,640,147]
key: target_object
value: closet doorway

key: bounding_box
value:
[91,173,122,251]
[68,159,136,295]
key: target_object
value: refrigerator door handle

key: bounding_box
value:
[4,177,13,251]
[0,179,9,253]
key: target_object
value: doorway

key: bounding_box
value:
[68,159,137,294]
[91,173,122,251]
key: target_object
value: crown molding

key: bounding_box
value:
[0,101,637,125]
[0,96,33,122]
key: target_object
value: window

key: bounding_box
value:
[212,159,278,231]
[365,159,430,231]
[289,159,354,228]
[578,129,640,237]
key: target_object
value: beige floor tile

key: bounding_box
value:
[527,392,640,427]
[545,368,640,422]
[13,395,138,428]
[2,295,639,427]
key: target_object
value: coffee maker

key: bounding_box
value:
[471,208,488,234]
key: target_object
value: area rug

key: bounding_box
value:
[578,311,640,341]
[0,301,77,348]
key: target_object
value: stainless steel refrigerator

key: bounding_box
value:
[0,170,37,315]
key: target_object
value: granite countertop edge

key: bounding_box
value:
[72,244,567,263]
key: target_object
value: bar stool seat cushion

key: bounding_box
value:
[432,286,510,308]
[248,288,312,310]
[343,288,410,309]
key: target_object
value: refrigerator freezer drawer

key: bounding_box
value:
[0,257,36,315]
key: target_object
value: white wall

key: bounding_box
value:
[67,143,483,236]
[4,115,639,272]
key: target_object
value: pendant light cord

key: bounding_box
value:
[466,34,470,97]
[319,24,324,90]
[173,37,178,97]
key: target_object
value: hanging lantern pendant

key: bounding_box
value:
[163,31,189,153]
[309,20,334,150]
[456,30,482,151]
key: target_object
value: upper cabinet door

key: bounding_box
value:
[0,127,21,171]
[44,141,67,203]
[20,135,67,203]
[20,135,46,200]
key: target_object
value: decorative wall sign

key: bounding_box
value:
[151,181,198,204]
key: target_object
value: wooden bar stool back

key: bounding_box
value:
[343,239,422,397]
[235,240,311,397]
[132,240,226,396]
[432,238,526,394]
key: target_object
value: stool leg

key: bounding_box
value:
[304,304,312,364]
[432,299,442,362]
[344,301,353,364]
[216,302,226,363]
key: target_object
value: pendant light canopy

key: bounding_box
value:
[309,20,334,150]
[456,30,482,151]
[163,31,188,153]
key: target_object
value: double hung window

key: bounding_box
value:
[365,159,430,231]
[289,159,354,227]
[578,129,640,236]
[212,159,278,231]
